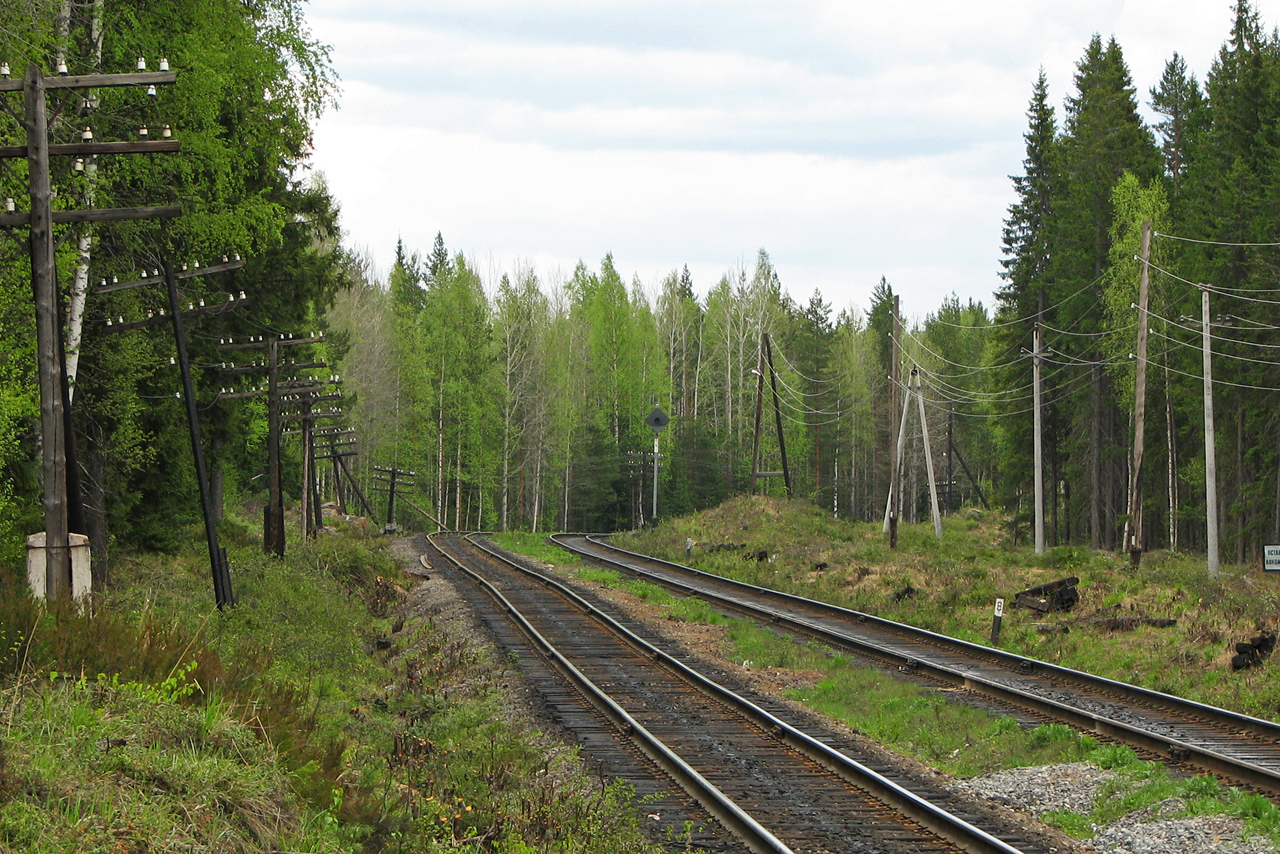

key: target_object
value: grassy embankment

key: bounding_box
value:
[0,517,658,854]
[496,495,1280,842]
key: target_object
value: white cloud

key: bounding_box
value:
[308,0,1280,319]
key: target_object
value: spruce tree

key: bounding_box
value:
[1150,53,1207,198]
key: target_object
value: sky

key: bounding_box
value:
[306,1,1277,321]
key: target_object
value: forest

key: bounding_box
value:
[4,1,1280,571]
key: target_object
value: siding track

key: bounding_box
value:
[551,534,1280,797]
[428,533,1041,854]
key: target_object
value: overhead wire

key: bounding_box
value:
[771,342,839,385]
[1155,231,1280,248]
[1149,326,1280,368]
[926,274,1106,329]
[1137,353,1280,393]
[1136,303,1280,350]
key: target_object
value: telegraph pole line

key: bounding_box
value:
[1202,287,1220,577]
[217,332,327,555]
[1125,220,1153,565]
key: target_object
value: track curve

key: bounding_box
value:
[551,534,1280,797]
[429,533,1046,854]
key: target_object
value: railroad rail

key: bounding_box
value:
[550,534,1280,796]
[427,533,1040,854]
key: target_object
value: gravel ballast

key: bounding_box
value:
[953,763,1277,853]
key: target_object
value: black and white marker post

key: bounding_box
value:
[1266,545,1280,619]
[990,597,1005,646]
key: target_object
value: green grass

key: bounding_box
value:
[490,532,581,567]
[0,520,659,854]
[624,495,1280,720]
[1038,750,1280,845]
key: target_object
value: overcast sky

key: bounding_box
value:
[306,1,1277,321]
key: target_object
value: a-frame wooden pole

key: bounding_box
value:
[914,369,943,539]
[883,373,912,546]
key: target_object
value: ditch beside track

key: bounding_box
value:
[550,534,1280,797]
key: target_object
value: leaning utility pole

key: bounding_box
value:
[1033,323,1046,555]
[1201,288,1220,576]
[103,259,247,608]
[164,260,233,607]
[1,60,180,599]
[1125,221,1153,565]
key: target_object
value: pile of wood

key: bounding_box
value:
[1014,577,1080,613]
[1231,630,1276,671]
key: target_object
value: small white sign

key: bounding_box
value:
[1265,545,1280,572]
[994,598,1005,617]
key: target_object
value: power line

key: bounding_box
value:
[1138,352,1280,393]
[1155,230,1280,248]
[931,273,1106,329]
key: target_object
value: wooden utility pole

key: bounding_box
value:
[1202,288,1220,576]
[1125,221,1153,565]
[24,66,68,598]
[883,372,912,548]
[267,341,283,554]
[328,432,347,514]
[889,297,901,535]
[913,369,943,539]
[750,343,766,494]
[373,466,414,532]
[1033,323,1046,555]
[763,333,793,497]
[164,260,233,607]
[750,333,792,497]
[2,61,181,599]
[300,396,315,540]
[946,409,954,514]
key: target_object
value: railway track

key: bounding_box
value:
[427,533,1047,854]
[550,534,1280,797]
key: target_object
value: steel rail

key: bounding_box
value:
[552,534,1280,794]
[461,534,1027,854]
[424,535,793,854]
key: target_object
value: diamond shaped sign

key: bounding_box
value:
[645,405,670,433]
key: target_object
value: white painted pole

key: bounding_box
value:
[1202,289,1219,576]
[1033,324,1045,554]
